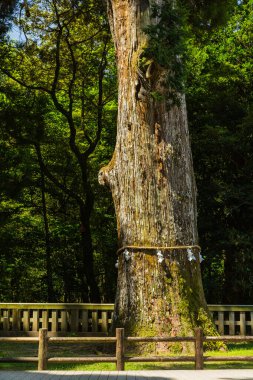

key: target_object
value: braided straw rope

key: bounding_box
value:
[116,244,201,256]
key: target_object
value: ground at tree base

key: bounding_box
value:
[0,370,253,380]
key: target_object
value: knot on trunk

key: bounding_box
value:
[98,167,110,186]
[98,152,116,188]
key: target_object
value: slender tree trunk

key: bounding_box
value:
[100,0,216,343]
[36,148,55,302]
[80,202,101,302]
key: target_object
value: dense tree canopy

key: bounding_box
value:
[0,0,252,305]
[187,0,253,303]
[0,0,118,302]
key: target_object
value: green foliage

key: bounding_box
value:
[150,91,165,102]
[180,0,237,33]
[0,0,118,302]
[186,0,253,303]
[142,0,237,105]
[143,1,188,103]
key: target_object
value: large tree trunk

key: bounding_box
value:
[99,0,216,343]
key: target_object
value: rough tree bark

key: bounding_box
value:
[99,0,217,344]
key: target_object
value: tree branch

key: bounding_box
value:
[84,38,109,158]
[64,25,77,115]
[34,143,84,207]
[50,1,84,169]
[0,68,51,93]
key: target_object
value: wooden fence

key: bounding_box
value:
[1,304,253,336]
[0,303,114,336]
[1,328,253,371]
[208,305,253,335]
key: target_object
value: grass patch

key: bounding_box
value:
[205,342,253,356]
[0,342,253,371]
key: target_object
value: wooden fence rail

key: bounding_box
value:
[1,304,253,336]
[1,328,253,371]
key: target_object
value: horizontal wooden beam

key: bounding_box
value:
[205,336,253,342]
[208,305,253,311]
[0,357,38,362]
[126,356,195,362]
[1,303,253,312]
[48,356,116,363]
[0,337,39,343]
[49,337,116,343]
[204,356,253,362]
[0,303,115,310]
[126,336,195,342]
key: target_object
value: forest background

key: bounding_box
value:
[0,0,252,305]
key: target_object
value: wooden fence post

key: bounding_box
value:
[3,316,9,331]
[38,328,48,371]
[195,327,204,370]
[116,328,125,371]
[12,309,19,331]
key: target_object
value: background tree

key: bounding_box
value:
[186,0,253,303]
[0,0,118,302]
